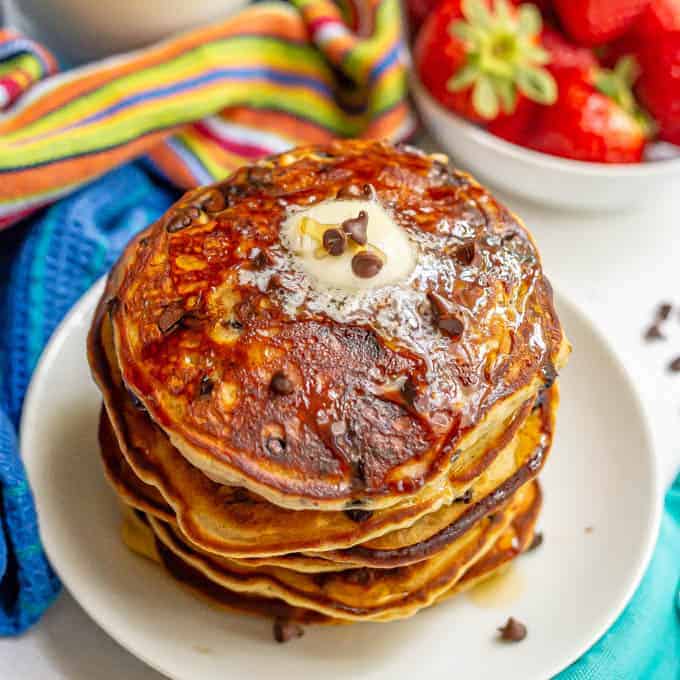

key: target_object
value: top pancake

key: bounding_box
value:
[105,140,568,510]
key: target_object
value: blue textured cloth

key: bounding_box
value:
[0,161,678,680]
[0,163,176,634]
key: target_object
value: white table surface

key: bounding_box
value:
[1,181,679,679]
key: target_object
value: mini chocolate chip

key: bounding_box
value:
[192,188,226,213]
[455,241,476,266]
[250,250,272,269]
[165,210,193,233]
[270,371,295,395]
[454,488,473,504]
[541,360,557,389]
[428,292,464,340]
[657,302,672,321]
[344,508,374,523]
[323,228,347,256]
[158,302,185,334]
[502,231,518,243]
[337,183,373,200]
[400,376,418,409]
[266,436,287,456]
[273,618,304,643]
[330,421,347,437]
[498,617,527,642]
[644,324,664,341]
[527,531,543,552]
[667,357,680,373]
[228,319,243,330]
[351,250,383,279]
[341,210,368,246]
[199,376,214,397]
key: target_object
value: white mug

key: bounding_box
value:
[5,0,248,64]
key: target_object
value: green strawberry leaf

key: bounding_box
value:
[473,76,500,119]
[516,65,557,105]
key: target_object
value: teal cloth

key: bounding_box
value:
[559,474,680,679]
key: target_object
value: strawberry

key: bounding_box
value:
[553,0,649,47]
[525,58,648,162]
[609,0,680,145]
[407,0,443,33]
[414,0,557,123]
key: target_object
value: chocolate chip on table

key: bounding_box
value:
[322,228,347,256]
[644,324,665,341]
[270,371,295,395]
[266,436,287,456]
[455,241,476,266]
[158,302,185,334]
[351,250,383,278]
[657,302,673,321]
[273,618,304,643]
[498,617,527,642]
[344,508,374,523]
[669,357,680,373]
[341,210,368,245]
[428,292,464,340]
[527,531,543,552]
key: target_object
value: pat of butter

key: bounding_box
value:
[281,200,416,290]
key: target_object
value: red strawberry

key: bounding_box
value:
[414,0,557,124]
[525,59,648,162]
[407,0,443,33]
[553,0,649,46]
[609,0,680,145]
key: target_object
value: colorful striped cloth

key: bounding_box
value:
[0,0,414,230]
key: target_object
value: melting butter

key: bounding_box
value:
[281,199,416,290]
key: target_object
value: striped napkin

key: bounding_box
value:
[0,0,414,230]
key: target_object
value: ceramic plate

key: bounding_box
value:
[21,279,661,680]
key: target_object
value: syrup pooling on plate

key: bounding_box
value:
[111,141,564,503]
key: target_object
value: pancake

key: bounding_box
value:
[92,295,542,558]
[99,140,569,510]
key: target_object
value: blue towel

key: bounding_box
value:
[0,163,678,679]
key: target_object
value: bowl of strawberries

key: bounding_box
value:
[409,0,680,210]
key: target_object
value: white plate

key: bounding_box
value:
[21,279,661,680]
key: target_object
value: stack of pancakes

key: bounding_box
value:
[88,140,569,627]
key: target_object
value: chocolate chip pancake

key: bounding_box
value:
[100,140,569,511]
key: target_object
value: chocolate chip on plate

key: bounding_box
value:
[322,228,347,256]
[527,531,543,552]
[270,371,295,395]
[273,618,304,643]
[351,250,383,278]
[657,302,672,321]
[644,324,664,341]
[498,617,527,642]
[342,210,368,246]
[668,356,680,372]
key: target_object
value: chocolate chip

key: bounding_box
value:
[250,249,272,269]
[270,371,294,395]
[273,618,304,644]
[668,357,680,372]
[344,508,374,523]
[498,617,527,642]
[158,302,185,334]
[266,436,287,456]
[400,376,418,409]
[351,250,383,279]
[428,292,464,340]
[644,324,664,341]
[199,376,214,397]
[192,188,226,213]
[455,241,476,266]
[106,296,120,316]
[336,183,373,200]
[165,207,201,233]
[527,531,543,552]
[341,210,368,246]
[657,302,672,321]
[541,360,557,389]
[228,319,243,330]
[454,488,473,504]
[322,228,347,256]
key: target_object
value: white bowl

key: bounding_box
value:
[411,74,680,211]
